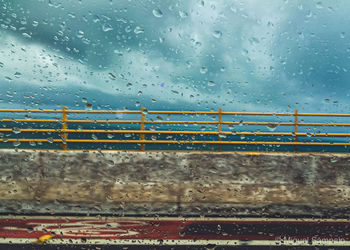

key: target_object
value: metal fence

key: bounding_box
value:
[0,107,350,153]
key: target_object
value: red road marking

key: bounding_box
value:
[1,216,350,243]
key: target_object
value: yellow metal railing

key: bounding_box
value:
[0,107,350,152]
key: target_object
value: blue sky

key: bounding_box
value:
[0,0,350,113]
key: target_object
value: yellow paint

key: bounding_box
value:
[0,107,350,152]
[33,234,53,244]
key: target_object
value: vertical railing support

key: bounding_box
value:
[61,106,68,150]
[294,109,298,153]
[140,107,146,151]
[218,108,222,152]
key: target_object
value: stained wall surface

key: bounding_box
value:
[1,150,349,217]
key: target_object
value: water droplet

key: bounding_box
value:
[29,141,36,147]
[218,133,226,138]
[200,66,208,74]
[12,127,21,134]
[107,133,114,139]
[124,133,132,138]
[212,30,222,39]
[316,1,323,9]
[76,30,84,38]
[47,137,54,143]
[195,41,201,48]
[102,23,113,32]
[179,10,188,18]
[68,12,76,18]
[134,26,144,34]
[92,134,98,140]
[85,103,92,110]
[152,8,163,18]
[113,50,123,56]
[266,123,278,131]
[14,72,21,78]
[197,0,204,7]
[107,160,114,167]
[13,140,21,147]
[22,33,32,39]
[330,157,338,163]
[93,15,100,23]
[340,32,345,39]
[208,81,216,87]
[108,72,117,79]
[124,25,132,33]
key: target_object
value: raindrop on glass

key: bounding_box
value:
[179,10,188,18]
[102,23,113,32]
[200,66,208,74]
[12,127,21,134]
[134,26,144,34]
[208,81,216,87]
[212,30,222,39]
[266,123,278,131]
[152,8,163,18]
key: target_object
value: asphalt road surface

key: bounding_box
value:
[0,215,349,249]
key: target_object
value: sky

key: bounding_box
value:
[0,0,350,113]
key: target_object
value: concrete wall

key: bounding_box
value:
[1,150,350,217]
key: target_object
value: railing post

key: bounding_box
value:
[61,106,68,150]
[294,109,298,153]
[218,108,222,152]
[140,107,146,151]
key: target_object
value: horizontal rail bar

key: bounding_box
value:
[66,120,141,123]
[2,119,350,127]
[1,119,61,123]
[65,110,141,114]
[0,109,141,114]
[1,128,350,137]
[297,113,350,117]
[0,109,349,117]
[1,138,350,146]
[296,123,350,126]
[0,109,62,113]
[62,140,350,146]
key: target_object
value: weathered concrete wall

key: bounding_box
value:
[1,150,350,217]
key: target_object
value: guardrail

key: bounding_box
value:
[0,107,349,152]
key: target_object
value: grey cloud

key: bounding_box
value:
[0,0,350,112]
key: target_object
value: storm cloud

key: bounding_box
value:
[0,0,350,113]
